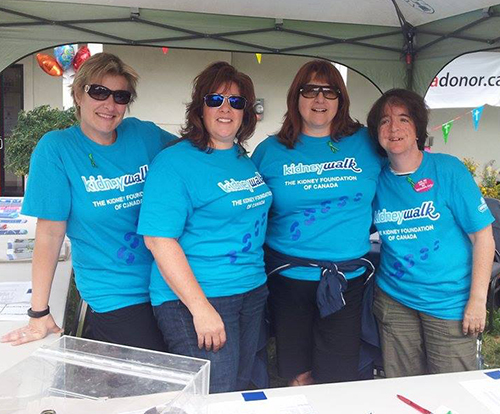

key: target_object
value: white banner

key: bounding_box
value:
[425,52,500,109]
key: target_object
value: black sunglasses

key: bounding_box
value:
[299,84,340,100]
[84,84,132,105]
[204,94,247,110]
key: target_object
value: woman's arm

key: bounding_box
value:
[144,236,226,352]
[462,225,495,335]
[1,219,66,345]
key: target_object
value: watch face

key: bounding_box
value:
[402,0,435,14]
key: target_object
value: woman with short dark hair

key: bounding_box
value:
[138,61,272,393]
[367,88,495,377]
[367,88,428,154]
[252,59,382,385]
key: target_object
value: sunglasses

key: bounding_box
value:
[84,84,132,105]
[299,85,340,100]
[204,94,247,110]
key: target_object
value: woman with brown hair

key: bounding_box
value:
[367,89,494,377]
[252,59,382,385]
[138,61,272,393]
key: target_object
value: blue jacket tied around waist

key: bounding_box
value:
[264,245,380,378]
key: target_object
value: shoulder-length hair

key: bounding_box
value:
[71,52,138,120]
[277,59,361,149]
[181,61,257,152]
[366,88,429,157]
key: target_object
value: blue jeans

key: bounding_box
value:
[154,283,268,393]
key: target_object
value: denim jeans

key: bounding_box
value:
[154,283,268,393]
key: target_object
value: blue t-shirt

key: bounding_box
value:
[373,152,494,320]
[252,127,382,280]
[22,117,176,312]
[137,140,272,305]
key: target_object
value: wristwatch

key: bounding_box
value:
[27,306,50,318]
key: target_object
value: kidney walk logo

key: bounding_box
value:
[218,172,265,193]
[283,157,362,176]
[374,201,440,226]
[82,165,148,193]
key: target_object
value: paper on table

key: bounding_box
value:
[460,378,500,414]
[0,282,31,321]
[208,394,315,414]
[0,282,31,303]
[0,303,30,320]
[434,405,460,414]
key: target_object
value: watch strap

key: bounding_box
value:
[27,306,50,318]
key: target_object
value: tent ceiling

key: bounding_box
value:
[24,0,500,27]
[1,0,500,94]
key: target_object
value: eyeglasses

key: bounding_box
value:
[299,85,340,100]
[84,84,132,105]
[204,94,247,110]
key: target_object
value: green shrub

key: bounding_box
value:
[5,105,78,176]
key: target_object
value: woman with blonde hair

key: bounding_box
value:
[2,52,175,350]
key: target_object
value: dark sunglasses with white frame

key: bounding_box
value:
[204,93,247,110]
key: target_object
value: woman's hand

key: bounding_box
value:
[1,314,63,346]
[192,303,227,352]
[1,219,67,347]
[464,225,495,335]
[144,236,228,352]
[462,298,487,336]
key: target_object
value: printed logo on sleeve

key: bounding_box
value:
[478,197,489,213]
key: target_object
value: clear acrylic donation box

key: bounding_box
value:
[0,336,210,414]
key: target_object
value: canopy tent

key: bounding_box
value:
[0,0,500,94]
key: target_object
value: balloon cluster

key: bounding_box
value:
[36,45,91,77]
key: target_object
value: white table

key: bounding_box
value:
[209,369,500,414]
[0,259,73,374]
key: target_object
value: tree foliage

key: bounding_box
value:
[5,105,78,176]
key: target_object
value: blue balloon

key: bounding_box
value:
[54,44,77,71]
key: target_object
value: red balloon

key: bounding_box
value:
[36,53,63,77]
[73,46,91,71]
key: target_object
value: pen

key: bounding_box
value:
[397,394,432,414]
